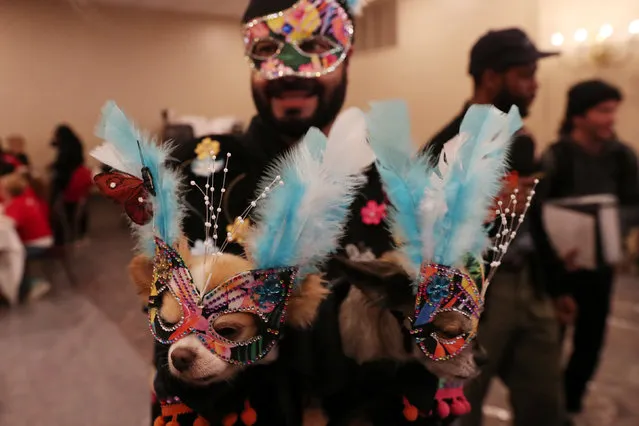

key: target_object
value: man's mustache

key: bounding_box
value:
[265,77,322,98]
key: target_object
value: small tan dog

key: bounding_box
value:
[129,245,328,385]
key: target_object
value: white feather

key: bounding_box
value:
[324,107,375,174]
[90,142,142,178]
[438,133,467,176]
[420,133,467,261]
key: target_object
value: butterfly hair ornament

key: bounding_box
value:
[92,101,372,372]
[366,100,537,362]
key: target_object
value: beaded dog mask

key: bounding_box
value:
[149,237,297,365]
[367,101,537,362]
[92,102,372,367]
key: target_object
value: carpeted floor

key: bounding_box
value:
[1,198,638,426]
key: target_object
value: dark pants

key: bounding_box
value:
[53,201,88,246]
[563,267,614,413]
[462,267,563,426]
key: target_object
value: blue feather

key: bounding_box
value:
[250,129,327,269]
[367,100,433,272]
[94,101,183,257]
[248,123,364,276]
[432,105,521,266]
[367,101,521,287]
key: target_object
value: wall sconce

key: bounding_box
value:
[550,20,639,67]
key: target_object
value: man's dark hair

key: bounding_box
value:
[559,79,623,136]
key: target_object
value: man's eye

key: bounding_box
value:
[251,39,281,59]
[297,36,335,54]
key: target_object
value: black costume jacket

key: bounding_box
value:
[152,116,458,425]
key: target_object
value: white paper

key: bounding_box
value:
[543,204,596,270]
[547,193,623,267]
[599,204,623,264]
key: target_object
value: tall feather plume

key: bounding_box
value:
[247,108,369,275]
[366,100,432,274]
[427,105,522,267]
[91,101,183,256]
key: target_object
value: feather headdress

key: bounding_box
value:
[367,99,529,361]
[367,100,522,281]
[247,107,372,275]
[91,101,183,256]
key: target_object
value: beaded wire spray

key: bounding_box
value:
[187,149,284,294]
[483,178,540,298]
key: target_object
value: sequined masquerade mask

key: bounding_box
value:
[149,238,297,365]
[411,263,483,361]
[242,0,354,79]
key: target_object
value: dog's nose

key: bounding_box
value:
[472,343,489,368]
[171,348,196,372]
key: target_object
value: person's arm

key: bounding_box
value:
[617,144,639,205]
[528,148,570,297]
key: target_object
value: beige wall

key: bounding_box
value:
[534,0,639,147]
[0,0,253,170]
[1,0,637,172]
[346,0,540,144]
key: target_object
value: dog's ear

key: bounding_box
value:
[128,255,154,306]
[331,256,414,311]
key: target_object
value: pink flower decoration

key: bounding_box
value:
[361,200,387,225]
[248,22,270,40]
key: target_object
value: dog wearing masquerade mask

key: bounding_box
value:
[92,101,373,425]
[316,101,534,425]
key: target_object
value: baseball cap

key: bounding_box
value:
[469,28,558,76]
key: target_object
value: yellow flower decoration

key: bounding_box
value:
[266,16,286,33]
[265,0,321,43]
[226,217,252,244]
[195,138,220,160]
[288,3,321,43]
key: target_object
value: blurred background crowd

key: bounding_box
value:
[0,0,637,425]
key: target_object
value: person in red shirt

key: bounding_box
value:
[49,125,92,245]
[1,172,53,301]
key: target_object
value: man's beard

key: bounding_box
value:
[252,73,348,141]
[492,86,531,118]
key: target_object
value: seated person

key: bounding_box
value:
[1,173,54,301]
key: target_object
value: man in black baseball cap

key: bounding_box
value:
[425,28,564,426]
[428,28,558,158]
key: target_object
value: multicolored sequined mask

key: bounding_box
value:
[148,238,297,365]
[411,262,483,361]
[242,0,354,79]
